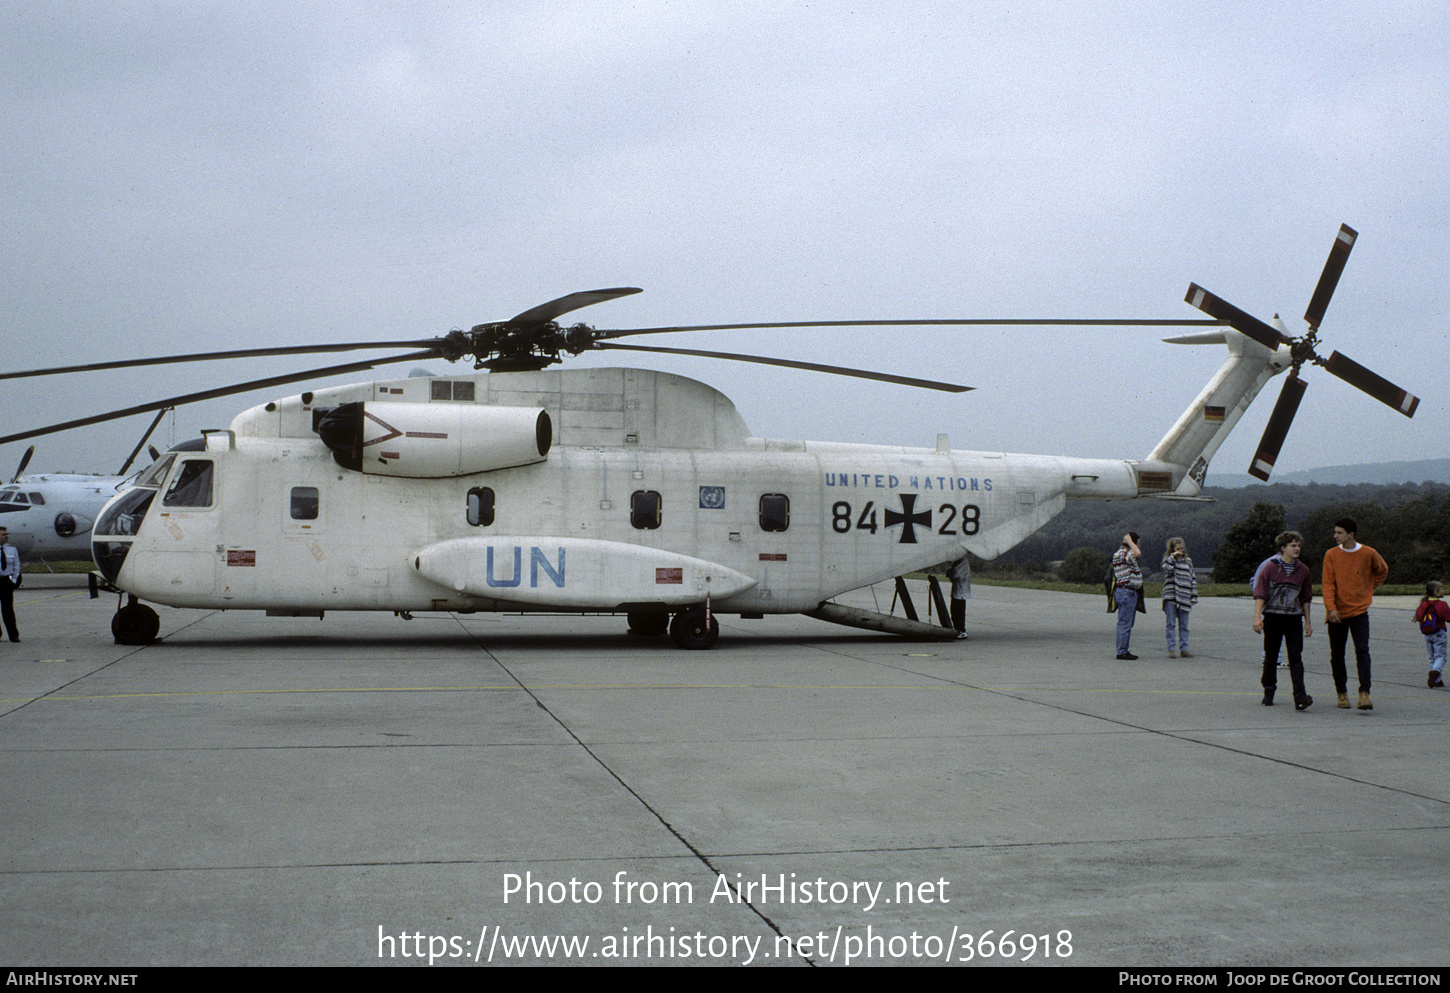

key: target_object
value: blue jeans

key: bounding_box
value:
[1115,588,1139,655]
[1163,601,1190,651]
[1425,630,1446,674]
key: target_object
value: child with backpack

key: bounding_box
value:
[1414,581,1450,688]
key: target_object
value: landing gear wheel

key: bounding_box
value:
[112,602,160,645]
[669,607,719,650]
[627,607,669,637]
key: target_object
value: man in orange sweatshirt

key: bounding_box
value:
[1322,517,1389,711]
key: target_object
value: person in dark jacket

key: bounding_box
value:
[1252,531,1314,710]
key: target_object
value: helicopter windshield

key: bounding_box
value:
[134,454,176,489]
[95,488,156,538]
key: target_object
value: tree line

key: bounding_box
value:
[993,480,1450,585]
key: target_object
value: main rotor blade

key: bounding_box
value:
[0,340,441,382]
[1183,285,1287,350]
[498,288,644,329]
[594,317,1226,340]
[0,351,438,447]
[117,407,173,475]
[594,342,972,392]
[1323,351,1420,417]
[1248,375,1307,481]
[1304,224,1358,331]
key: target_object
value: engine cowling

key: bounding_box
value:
[54,512,94,537]
[314,401,551,477]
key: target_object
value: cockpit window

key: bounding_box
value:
[96,489,156,537]
[162,459,215,508]
[0,490,28,506]
[28,492,44,505]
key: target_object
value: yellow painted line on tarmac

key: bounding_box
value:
[15,589,90,602]
[4,686,524,703]
[3,683,1268,704]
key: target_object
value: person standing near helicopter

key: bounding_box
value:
[0,527,20,642]
[1160,537,1198,658]
[1252,531,1314,710]
[1112,532,1143,660]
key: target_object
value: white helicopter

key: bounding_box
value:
[2,226,1418,646]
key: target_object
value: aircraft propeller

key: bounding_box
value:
[1183,224,1419,480]
[10,446,34,483]
[0,290,1226,447]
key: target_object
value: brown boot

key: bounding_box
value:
[1357,691,1372,711]
[1337,692,1350,709]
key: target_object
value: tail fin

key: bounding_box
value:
[1137,329,1291,496]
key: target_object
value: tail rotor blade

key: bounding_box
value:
[1323,351,1420,417]
[1303,224,1358,331]
[1184,284,1287,350]
[1248,375,1308,481]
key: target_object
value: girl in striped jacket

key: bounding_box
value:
[1161,537,1199,658]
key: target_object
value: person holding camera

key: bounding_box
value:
[1112,531,1143,659]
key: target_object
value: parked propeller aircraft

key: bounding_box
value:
[0,421,167,561]
[0,473,129,561]
[1,226,1419,646]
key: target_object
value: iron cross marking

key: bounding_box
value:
[884,493,932,544]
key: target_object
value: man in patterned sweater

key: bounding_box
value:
[1112,532,1143,660]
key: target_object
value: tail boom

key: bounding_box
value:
[1139,330,1290,495]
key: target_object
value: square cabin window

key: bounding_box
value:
[290,486,320,521]
[759,493,790,532]
[467,487,495,527]
[630,490,662,530]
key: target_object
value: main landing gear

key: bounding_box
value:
[626,605,719,650]
[112,595,160,645]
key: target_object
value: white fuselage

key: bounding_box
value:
[1,474,130,559]
[92,345,1282,619]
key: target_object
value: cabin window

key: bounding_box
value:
[431,380,476,402]
[162,459,214,508]
[631,490,662,530]
[759,493,790,532]
[290,487,320,521]
[467,487,495,527]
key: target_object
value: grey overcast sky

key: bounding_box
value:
[2,1,1445,481]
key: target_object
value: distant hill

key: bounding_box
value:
[1207,459,1450,488]
[1002,476,1450,569]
